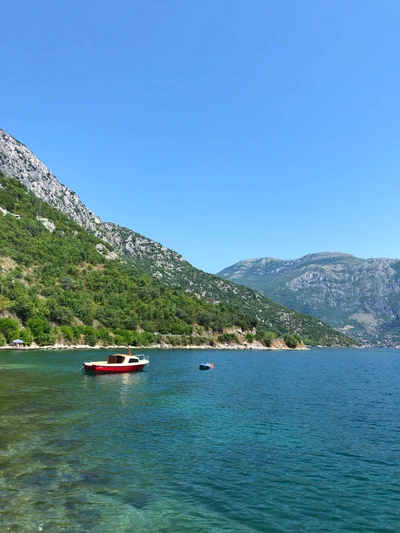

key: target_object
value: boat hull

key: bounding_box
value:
[83,363,148,373]
[199,363,214,370]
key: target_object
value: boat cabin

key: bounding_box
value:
[107,354,141,364]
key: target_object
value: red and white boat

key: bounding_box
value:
[83,348,149,373]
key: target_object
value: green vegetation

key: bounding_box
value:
[131,257,356,347]
[218,333,239,344]
[0,172,356,348]
[256,330,278,347]
[283,333,303,349]
[0,174,260,347]
[245,332,255,343]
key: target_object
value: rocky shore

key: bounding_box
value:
[0,340,309,351]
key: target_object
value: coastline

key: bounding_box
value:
[0,341,310,351]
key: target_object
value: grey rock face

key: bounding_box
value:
[0,130,103,236]
[0,129,185,269]
[218,254,400,344]
[36,216,56,233]
[0,129,254,290]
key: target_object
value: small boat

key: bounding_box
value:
[199,362,214,370]
[83,348,149,373]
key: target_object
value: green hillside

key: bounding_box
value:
[0,174,256,347]
[0,173,356,347]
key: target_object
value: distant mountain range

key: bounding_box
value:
[217,253,400,345]
[0,129,354,346]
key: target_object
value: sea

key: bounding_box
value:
[1,347,400,533]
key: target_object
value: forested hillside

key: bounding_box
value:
[0,173,356,347]
[0,174,259,347]
[0,127,359,349]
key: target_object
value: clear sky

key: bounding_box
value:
[2,0,399,273]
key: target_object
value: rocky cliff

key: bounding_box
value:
[217,253,400,345]
[0,130,186,272]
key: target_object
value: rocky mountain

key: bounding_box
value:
[217,253,400,345]
[0,130,185,272]
[0,129,355,346]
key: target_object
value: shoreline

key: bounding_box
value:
[0,342,310,351]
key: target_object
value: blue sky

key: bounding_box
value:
[2,0,399,273]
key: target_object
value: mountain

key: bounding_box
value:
[0,173,263,348]
[0,129,355,346]
[217,253,400,345]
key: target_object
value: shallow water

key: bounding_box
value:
[1,347,400,532]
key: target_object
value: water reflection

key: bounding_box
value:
[82,368,149,407]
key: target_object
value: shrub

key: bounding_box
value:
[0,318,20,342]
[245,332,255,343]
[284,333,302,349]
[20,328,33,346]
[168,336,180,346]
[218,333,238,344]
[256,330,278,347]
[98,328,113,346]
[140,332,155,345]
[0,333,6,346]
[36,331,57,346]
[114,335,127,346]
[59,326,74,342]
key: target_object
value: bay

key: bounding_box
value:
[1,347,400,532]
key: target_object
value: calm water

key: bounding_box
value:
[1,348,400,532]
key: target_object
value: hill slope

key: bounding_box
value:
[0,130,355,346]
[0,173,259,347]
[217,253,400,345]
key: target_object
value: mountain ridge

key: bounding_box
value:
[0,129,187,272]
[217,254,400,345]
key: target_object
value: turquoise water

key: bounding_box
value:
[1,348,400,532]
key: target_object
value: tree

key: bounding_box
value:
[0,318,20,343]
[20,328,33,346]
[0,333,6,347]
[284,333,302,349]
